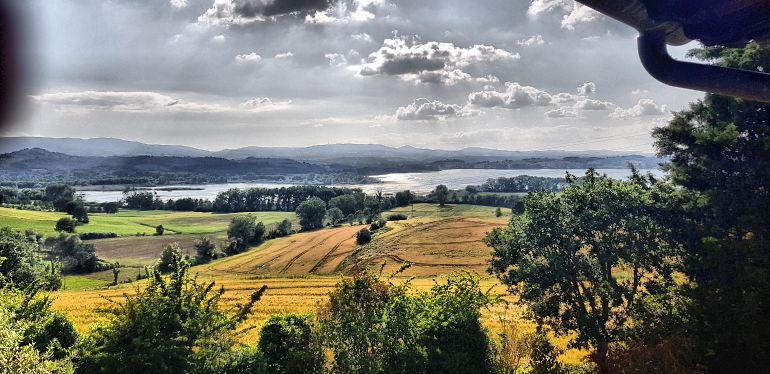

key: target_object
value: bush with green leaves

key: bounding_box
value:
[154,225,164,236]
[55,218,77,234]
[193,237,220,264]
[0,303,74,374]
[0,228,61,290]
[355,228,371,245]
[259,314,322,374]
[52,234,111,274]
[0,285,78,362]
[387,214,407,221]
[326,207,345,226]
[157,242,187,273]
[74,259,267,374]
[317,271,495,374]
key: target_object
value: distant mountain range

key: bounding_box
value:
[0,137,657,163]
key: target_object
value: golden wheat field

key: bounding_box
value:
[47,204,586,364]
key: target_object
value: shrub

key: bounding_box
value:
[157,243,186,273]
[495,207,502,218]
[326,207,345,226]
[0,228,61,290]
[155,225,164,236]
[317,272,495,374]
[387,214,408,221]
[74,259,267,373]
[52,234,109,274]
[194,237,219,263]
[55,218,77,233]
[0,286,79,360]
[356,228,371,245]
[259,314,323,374]
[71,206,89,224]
[78,232,118,240]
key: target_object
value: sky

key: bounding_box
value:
[5,0,705,152]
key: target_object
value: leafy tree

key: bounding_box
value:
[652,42,770,372]
[157,243,186,273]
[0,228,61,290]
[70,206,89,224]
[45,184,75,212]
[329,195,358,216]
[101,202,119,214]
[394,190,413,207]
[123,192,156,210]
[74,259,267,373]
[326,207,345,226]
[486,170,681,372]
[296,197,327,231]
[154,225,164,236]
[433,185,449,207]
[495,207,502,217]
[227,215,266,252]
[258,314,322,374]
[55,218,77,234]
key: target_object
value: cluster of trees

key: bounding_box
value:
[478,175,568,193]
[123,192,212,212]
[485,43,770,373]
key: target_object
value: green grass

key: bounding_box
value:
[387,203,511,219]
[0,207,296,236]
[61,275,112,291]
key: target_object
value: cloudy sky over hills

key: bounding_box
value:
[7,0,703,152]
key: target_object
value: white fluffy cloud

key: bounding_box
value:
[561,3,601,30]
[575,98,612,110]
[240,97,292,111]
[610,99,668,119]
[359,37,519,85]
[31,91,229,113]
[396,98,472,121]
[325,53,348,67]
[468,82,557,109]
[577,81,595,95]
[516,35,545,47]
[235,52,262,64]
[545,107,577,118]
[527,0,571,17]
[170,0,188,9]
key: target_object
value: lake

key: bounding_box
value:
[76,168,664,203]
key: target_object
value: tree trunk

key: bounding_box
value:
[596,341,610,374]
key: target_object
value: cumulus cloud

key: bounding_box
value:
[468,82,556,109]
[396,98,472,121]
[170,0,188,9]
[574,98,613,110]
[305,0,385,24]
[359,37,519,85]
[527,0,570,17]
[211,34,226,43]
[609,99,667,119]
[545,107,577,118]
[325,53,348,66]
[240,97,292,111]
[577,81,595,95]
[516,35,545,47]
[31,91,229,113]
[561,3,602,30]
[235,52,262,64]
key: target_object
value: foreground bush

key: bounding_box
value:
[0,228,61,290]
[318,271,495,374]
[259,314,322,374]
[74,259,267,373]
[355,228,371,245]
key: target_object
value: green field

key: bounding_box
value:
[0,207,295,236]
[388,203,512,219]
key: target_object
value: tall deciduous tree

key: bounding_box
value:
[433,185,449,207]
[486,170,681,373]
[653,42,770,372]
[296,197,327,231]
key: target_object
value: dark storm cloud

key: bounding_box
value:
[234,0,332,17]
